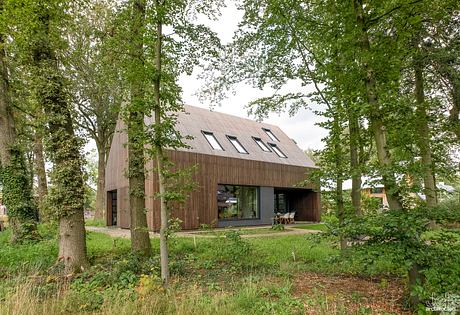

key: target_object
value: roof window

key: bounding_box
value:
[253,137,271,152]
[227,136,248,154]
[202,131,223,150]
[268,143,287,158]
[263,128,279,142]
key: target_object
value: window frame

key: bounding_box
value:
[202,130,224,151]
[252,137,271,152]
[217,184,260,221]
[268,143,287,158]
[262,128,280,142]
[226,135,249,154]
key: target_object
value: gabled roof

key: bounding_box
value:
[169,105,317,168]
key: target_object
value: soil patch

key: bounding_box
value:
[294,272,409,314]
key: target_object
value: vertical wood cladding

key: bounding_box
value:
[105,127,320,230]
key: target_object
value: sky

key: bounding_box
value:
[83,1,328,157]
[176,1,328,151]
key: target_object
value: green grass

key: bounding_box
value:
[0,224,406,314]
[191,226,289,236]
[291,223,327,231]
[85,218,106,227]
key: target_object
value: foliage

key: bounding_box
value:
[326,204,460,302]
[271,223,285,231]
[7,226,449,313]
[0,146,40,242]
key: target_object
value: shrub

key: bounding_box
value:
[211,230,253,269]
[333,204,460,306]
[271,223,285,231]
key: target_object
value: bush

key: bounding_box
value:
[213,230,253,269]
[333,205,460,305]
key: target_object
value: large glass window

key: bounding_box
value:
[371,187,384,194]
[217,185,259,220]
[202,131,223,150]
[274,193,287,213]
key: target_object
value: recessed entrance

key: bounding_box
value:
[274,188,320,221]
[107,190,117,226]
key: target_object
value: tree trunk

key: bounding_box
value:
[414,59,437,208]
[128,0,151,257]
[34,132,48,216]
[337,177,347,250]
[348,108,362,215]
[32,1,88,272]
[332,112,347,250]
[153,3,170,287]
[446,70,460,140]
[94,143,106,220]
[0,4,39,242]
[408,262,424,307]
[58,210,88,272]
[352,0,403,211]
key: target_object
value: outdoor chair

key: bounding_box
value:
[287,211,296,224]
[279,212,290,224]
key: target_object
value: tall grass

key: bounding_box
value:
[0,274,360,315]
[0,227,404,314]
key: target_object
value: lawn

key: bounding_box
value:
[291,223,328,231]
[189,226,290,236]
[0,224,409,314]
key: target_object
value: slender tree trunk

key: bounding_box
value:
[0,3,39,242]
[446,70,460,140]
[337,177,347,250]
[332,113,347,250]
[128,0,151,257]
[414,59,437,208]
[153,4,170,287]
[34,132,48,215]
[352,0,403,211]
[348,108,362,215]
[94,143,106,220]
[32,2,88,272]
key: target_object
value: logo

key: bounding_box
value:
[426,293,460,313]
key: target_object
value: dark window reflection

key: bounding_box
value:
[217,185,259,220]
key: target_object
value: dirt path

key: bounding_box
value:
[86,226,320,239]
[294,272,409,314]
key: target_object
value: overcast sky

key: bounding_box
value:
[177,1,327,151]
[82,2,327,157]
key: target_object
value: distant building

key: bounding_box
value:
[105,105,321,230]
[340,177,455,208]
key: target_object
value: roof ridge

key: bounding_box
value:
[182,104,279,129]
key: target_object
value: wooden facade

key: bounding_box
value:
[105,106,321,230]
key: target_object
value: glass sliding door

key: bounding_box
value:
[217,185,259,220]
[274,192,288,213]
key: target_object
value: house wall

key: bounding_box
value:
[105,125,321,230]
[363,188,389,207]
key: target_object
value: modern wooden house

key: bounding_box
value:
[105,105,320,230]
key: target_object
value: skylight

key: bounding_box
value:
[227,136,248,154]
[202,131,223,150]
[268,143,287,158]
[263,128,279,142]
[253,137,271,152]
